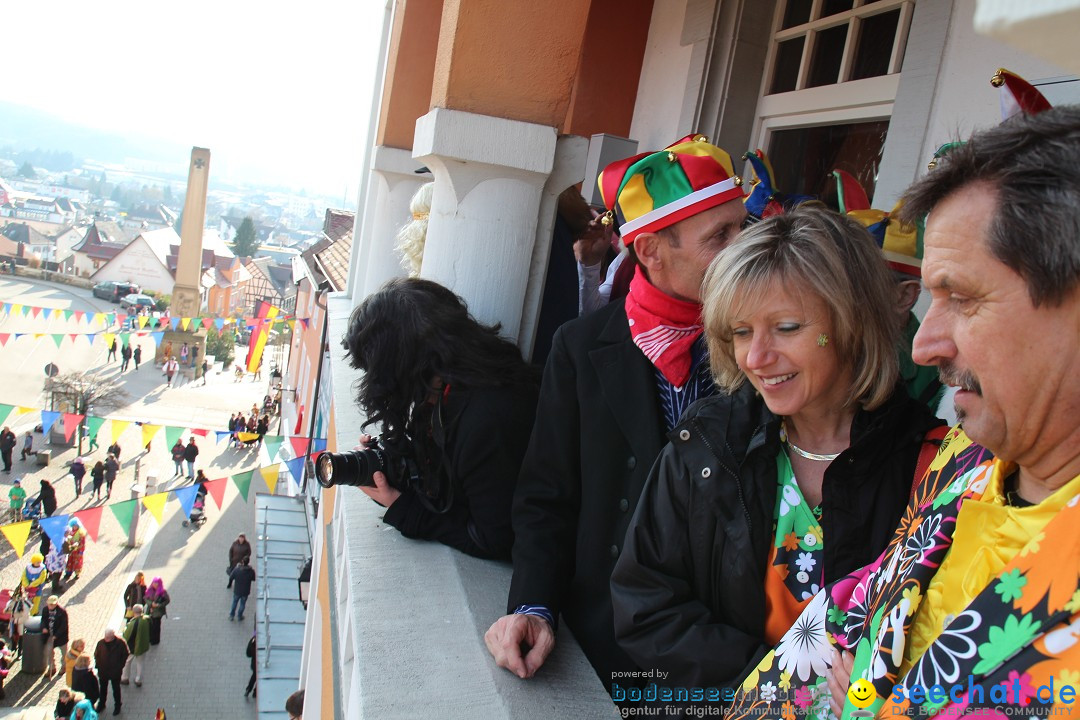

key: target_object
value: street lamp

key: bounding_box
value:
[297,557,311,609]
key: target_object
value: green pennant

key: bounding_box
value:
[165,425,185,450]
[120,332,131,346]
[232,470,254,502]
[86,416,107,444]
[52,334,65,348]
[263,435,284,461]
[63,309,74,321]
[109,499,137,535]
[0,404,13,426]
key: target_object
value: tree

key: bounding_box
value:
[232,216,258,258]
[17,161,36,179]
[44,370,129,455]
[205,327,235,368]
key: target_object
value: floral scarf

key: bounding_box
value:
[727,427,1080,719]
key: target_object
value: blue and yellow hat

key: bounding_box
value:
[833,169,923,278]
[597,134,744,245]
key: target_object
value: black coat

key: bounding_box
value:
[95,636,130,679]
[71,666,99,703]
[0,430,15,453]
[382,382,539,560]
[183,443,199,462]
[40,604,69,646]
[610,386,944,691]
[38,483,56,517]
[508,300,667,688]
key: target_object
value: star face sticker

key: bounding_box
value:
[194,158,205,169]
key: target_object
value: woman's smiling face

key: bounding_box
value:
[731,279,852,420]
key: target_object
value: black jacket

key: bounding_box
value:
[183,443,199,462]
[508,300,668,688]
[38,483,56,516]
[40,604,69,646]
[95,636,129,679]
[230,565,256,597]
[610,386,943,692]
[382,382,539,560]
[71,666,99,703]
[0,430,15,452]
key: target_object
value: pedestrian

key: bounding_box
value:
[108,441,121,463]
[132,345,142,370]
[201,358,209,385]
[8,479,26,522]
[120,344,131,372]
[70,456,86,496]
[123,572,146,619]
[94,627,128,716]
[21,553,48,614]
[179,342,189,366]
[70,653,99,706]
[227,534,252,585]
[144,578,170,646]
[164,356,179,387]
[245,633,256,699]
[170,439,185,477]
[90,461,105,501]
[228,557,255,622]
[107,338,117,362]
[103,454,118,499]
[38,479,57,517]
[55,688,84,719]
[71,697,98,720]
[0,426,15,472]
[20,430,33,461]
[40,595,69,678]
[190,344,199,369]
[120,605,149,687]
[183,436,198,479]
[62,519,87,582]
[285,689,304,719]
[44,539,66,595]
[65,638,86,686]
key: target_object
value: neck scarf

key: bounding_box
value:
[624,266,703,388]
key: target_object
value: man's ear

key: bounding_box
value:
[895,279,922,315]
[633,232,663,274]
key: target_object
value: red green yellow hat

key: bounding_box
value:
[597,134,744,245]
[833,169,923,278]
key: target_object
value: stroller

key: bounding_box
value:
[21,497,42,530]
[182,485,209,529]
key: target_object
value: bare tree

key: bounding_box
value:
[44,371,129,455]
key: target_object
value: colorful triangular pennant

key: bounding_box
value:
[73,506,103,542]
[0,520,34,558]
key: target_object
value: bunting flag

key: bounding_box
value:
[16,406,35,416]
[109,500,137,536]
[151,332,164,346]
[201,317,213,329]
[231,470,253,502]
[62,414,81,442]
[0,334,9,347]
[110,420,131,445]
[141,492,169,525]
[285,456,306,484]
[181,317,191,331]
[0,520,33,557]
[73,506,103,542]
[141,424,162,448]
[312,438,327,453]
[289,437,310,458]
[165,425,185,450]
[0,403,13,426]
[214,430,232,444]
[103,333,115,349]
[190,428,208,437]
[214,318,225,330]
[204,477,228,509]
[40,410,61,436]
[263,435,284,461]
[39,514,70,550]
[170,317,180,331]
[260,463,281,494]
[86,416,107,444]
[173,484,201,519]
[51,334,64,349]
[138,316,149,329]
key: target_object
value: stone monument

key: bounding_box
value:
[157,147,210,378]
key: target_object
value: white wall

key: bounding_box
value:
[629,0,697,150]
[91,237,175,294]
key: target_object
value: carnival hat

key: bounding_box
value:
[833,169,923,278]
[597,134,744,245]
[743,149,816,221]
[30,553,43,564]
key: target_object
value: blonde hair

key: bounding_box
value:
[71,638,86,653]
[74,654,91,669]
[702,205,900,410]
[396,182,434,276]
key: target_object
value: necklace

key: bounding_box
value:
[780,423,842,462]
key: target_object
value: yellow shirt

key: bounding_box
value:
[902,461,1080,674]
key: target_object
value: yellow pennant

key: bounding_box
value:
[11,304,22,316]
[111,420,130,444]
[289,320,296,332]
[141,424,162,448]
[0,520,34,558]
[138,316,149,329]
[141,492,169,526]
[103,333,116,348]
[15,406,35,416]
[94,313,105,324]
[181,317,191,331]
[260,463,281,494]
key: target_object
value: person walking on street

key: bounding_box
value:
[245,633,257,699]
[132,345,142,370]
[108,442,121,463]
[8,479,26,523]
[164,356,179,387]
[70,456,86,496]
[228,557,255,621]
[90,461,105,501]
[120,605,150,687]
[107,338,117,363]
[94,628,128,716]
[103,454,119,499]
[227,534,252,586]
[201,358,209,385]
[38,479,56,517]
[120,345,131,372]
[40,595,69,678]
[20,431,33,461]
[170,440,185,477]
[70,654,99,708]
[183,437,198,480]
[123,572,146,619]
[0,427,15,472]
[144,578,169,646]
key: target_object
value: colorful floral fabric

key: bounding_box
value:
[727,428,1080,719]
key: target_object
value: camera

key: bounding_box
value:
[315,440,411,490]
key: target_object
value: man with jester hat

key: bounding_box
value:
[20,553,48,615]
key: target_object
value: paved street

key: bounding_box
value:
[0,276,275,718]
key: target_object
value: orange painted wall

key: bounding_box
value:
[377,0,444,150]
[563,0,654,139]
[431,0,591,130]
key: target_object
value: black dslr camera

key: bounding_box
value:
[315,439,413,490]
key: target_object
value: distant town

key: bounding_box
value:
[0,146,355,318]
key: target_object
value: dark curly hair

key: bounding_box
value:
[343,277,538,452]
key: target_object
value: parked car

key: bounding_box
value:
[119,293,155,311]
[93,281,140,302]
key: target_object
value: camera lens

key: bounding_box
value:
[314,448,385,489]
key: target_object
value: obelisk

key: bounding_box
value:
[172,147,210,318]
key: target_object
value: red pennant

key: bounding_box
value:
[0,334,8,347]
[68,333,80,343]
[74,310,85,323]
[62,413,84,442]
[201,317,214,329]
[289,437,311,457]
[30,306,41,319]
[74,506,104,542]
[191,428,208,437]
[204,477,228,510]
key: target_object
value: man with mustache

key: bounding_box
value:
[726,105,1080,718]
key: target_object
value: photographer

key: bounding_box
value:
[340,278,539,560]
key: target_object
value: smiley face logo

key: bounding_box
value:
[847,678,876,710]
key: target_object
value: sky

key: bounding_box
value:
[0,0,386,200]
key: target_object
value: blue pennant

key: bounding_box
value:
[173,484,200,519]
[40,410,61,435]
[39,514,70,551]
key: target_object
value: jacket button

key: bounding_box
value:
[610,544,619,558]
[701,467,711,478]
[626,456,636,470]
[618,498,629,512]
[678,429,690,441]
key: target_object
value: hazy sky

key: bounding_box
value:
[1,1,385,200]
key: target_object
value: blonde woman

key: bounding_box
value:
[395,181,433,276]
[64,638,85,686]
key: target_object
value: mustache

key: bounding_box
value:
[938,363,981,395]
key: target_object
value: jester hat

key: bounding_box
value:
[833,169,923,278]
[597,134,744,245]
[743,149,816,221]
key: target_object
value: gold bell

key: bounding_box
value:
[990,69,1006,88]
[733,175,743,187]
[692,134,709,143]
[927,158,938,171]
[600,210,614,226]
[667,151,677,162]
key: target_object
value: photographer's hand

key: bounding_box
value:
[484,614,555,679]
[360,471,402,508]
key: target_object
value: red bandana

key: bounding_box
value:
[624,266,703,389]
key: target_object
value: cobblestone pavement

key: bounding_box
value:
[0,277,280,718]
